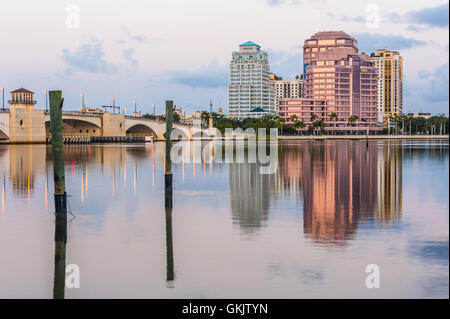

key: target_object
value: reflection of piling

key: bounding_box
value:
[49,91,67,299]
[164,100,174,284]
[165,202,174,283]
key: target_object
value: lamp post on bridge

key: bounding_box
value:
[1,86,4,111]
[80,93,85,109]
[44,90,48,112]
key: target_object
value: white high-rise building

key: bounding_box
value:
[228,41,274,118]
[270,76,304,112]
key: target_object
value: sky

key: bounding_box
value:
[0,0,448,115]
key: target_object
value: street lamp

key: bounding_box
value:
[112,97,115,113]
[80,93,85,109]
[44,90,48,112]
[0,86,4,111]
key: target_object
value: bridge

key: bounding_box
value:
[0,109,195,143]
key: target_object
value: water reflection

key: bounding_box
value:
[229,162,273,231]
[292,141,379,243]
[0,140,447,298]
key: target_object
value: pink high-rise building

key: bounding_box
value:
[279,31,380,133]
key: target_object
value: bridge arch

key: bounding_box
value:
[45,119,102,137]
[126,124,157,137]
[0,128,8,139]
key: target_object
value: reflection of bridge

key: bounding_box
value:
[0,109,194,143]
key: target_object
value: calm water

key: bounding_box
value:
[0,140,448,298]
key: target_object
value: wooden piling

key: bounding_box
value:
[49,90,67,299]
[164,100,174,283]
[165,100,173,187]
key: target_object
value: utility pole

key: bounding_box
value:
[49,90,67,299]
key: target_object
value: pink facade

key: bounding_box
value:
[280,31,380,132]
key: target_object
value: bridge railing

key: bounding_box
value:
[46,133,100,138]
[124,115,193,126]
[126,133,156,137]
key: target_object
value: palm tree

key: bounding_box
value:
[329,112,338,135]
[347,115,356,135]
[290,114,298,123]
[312,120,324,135]
[279,117,286,135]
[294,120,305,135]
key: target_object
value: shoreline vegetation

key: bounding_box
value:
[145,112,450,137]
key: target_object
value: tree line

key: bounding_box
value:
[142,110,449,136]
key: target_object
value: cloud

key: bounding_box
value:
[61,41,117,74]
[122,48,138,65]
[327,12,365,23]
[266,48,303,79]
[417,62,449,102]
[353,33,426,53]
[121,26,148,43]
[264,0,308,6]
[385,2,449,29]
[265,0,286,5]
[328,3,449,30]
[163,60,228,88]
[406,2,449,28]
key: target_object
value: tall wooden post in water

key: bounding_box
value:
[49,90,67,299]
[165,100,174,283]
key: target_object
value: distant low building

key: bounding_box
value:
[245,107,271,118]
[79,107,104,114]
[407,112,431,119]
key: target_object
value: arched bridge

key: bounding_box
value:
[0,109,195,142]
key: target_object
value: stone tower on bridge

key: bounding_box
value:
[8,88,46,143]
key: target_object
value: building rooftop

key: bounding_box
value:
[249,107,269,113]
[239,41,260,47]
[10,88,34,94]
[306,31,357,43]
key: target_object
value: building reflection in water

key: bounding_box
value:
[299,141,379,243]
[376,141,402,223]
[9,145,45,198]
[229,162,274,232]
[3,141,405,249]
[230,140,403,244]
